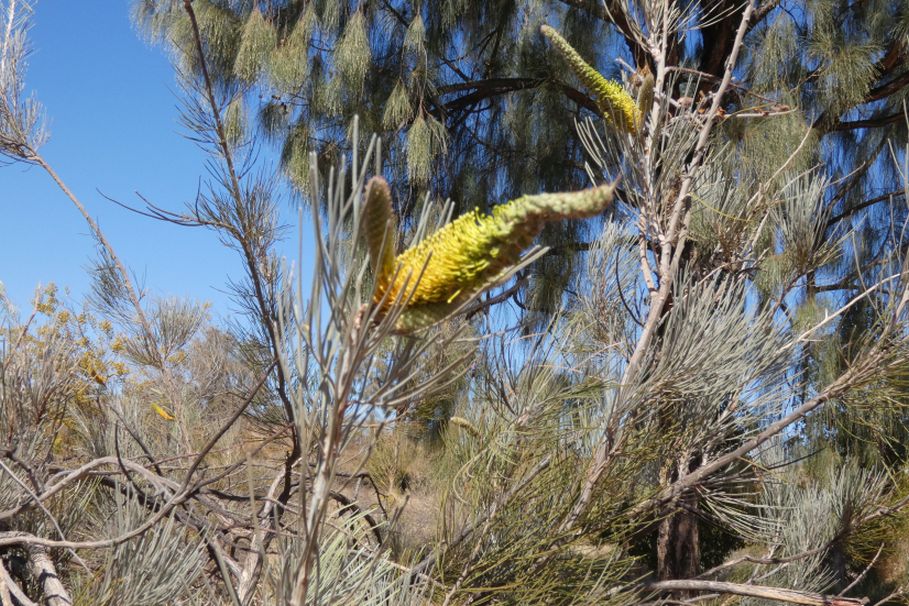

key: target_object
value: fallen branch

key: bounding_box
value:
[27,545,72,606]
[648,579,868,606]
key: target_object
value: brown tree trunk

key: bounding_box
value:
[656,453,701,581]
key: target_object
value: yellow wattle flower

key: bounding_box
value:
[540,24,641,135]
[371,182,616,330]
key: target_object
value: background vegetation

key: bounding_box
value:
[2,0,909,604]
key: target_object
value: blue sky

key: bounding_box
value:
[1,2,306,321]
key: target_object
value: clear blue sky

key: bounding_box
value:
[0,2,307,321]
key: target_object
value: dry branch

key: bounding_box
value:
[648,579,868,606]
[26,545,71,606]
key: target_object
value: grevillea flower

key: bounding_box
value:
[540,24,642,135]
[363,177,616,332]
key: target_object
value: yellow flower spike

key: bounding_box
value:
[540,24,641,135]
[375,182,617,332]
[152,403,175,421]
[362,176,397,285]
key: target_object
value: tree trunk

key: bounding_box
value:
[656,453,701,581]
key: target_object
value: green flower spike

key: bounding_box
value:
[362,176,397,287]
[540,24,641,135]
[365,178,617,332]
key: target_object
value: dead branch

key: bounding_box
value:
[648,579,868,606]
[26,545,71,606]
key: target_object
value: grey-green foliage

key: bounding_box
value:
[642,277,785,408]
[771,171,839,278]
[382,78,413,130]
[79,493,206,606]
[223,94,247,147]
[147,0,242,79]
[689,159,752,254]
[805,0,882,118]
[334,11,370,93]
[431,329,641,604]
[579,220,639,351]
[267,4,315,94]
[268,511,429,605]
[726,456,890,605]
[406,113,446,184]
[564,0,909,595]
[0,0,47,159]
[233,7,276,84]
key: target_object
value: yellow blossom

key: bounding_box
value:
[35,284,59,314]
[369,179,616,331]
[78,351,107,386]
[151,403,175,421]
[540,25,641,135]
